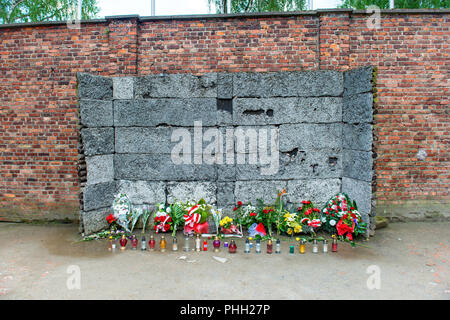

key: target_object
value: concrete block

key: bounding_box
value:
[287,179,341,208]
[234,180,287,204]
[343,123,373,151]
[342,177,372,216]
[233,97,342,125]
[114,98,217,127]
[344,66,373,96]
[77,73,113,100]
[343,92,373,124]
[83,181,116,212]
[134,73,217,99]
[233,71,343,98]
[343,150,373,182]
[81,207,111,235]
[279,123,342,151]
[79,100,113,127]
[117,180,166,205]
[113,77,134,100]
[114,154,217,181]
[86,155,114,185]
[167,181,217,204]
[81,128,114,156]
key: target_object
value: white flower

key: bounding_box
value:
[166,207,171,213]
[329,220,336,226]
[159,204,165,210]
[321,217,327,223]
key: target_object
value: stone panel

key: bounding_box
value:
[167,181,217,204]
[233,71,343,98]
[79,100,113,127]
[279,123,342,151]
[86,155,114,185]
[234,180,288,204]
[83,181,116,212]
[117,180,166,205]
[287,179,341,207]
[114,98,217,127]
[235,150,342,180]
[217,73,233,99]
[113,77,134,100]
[343,150,373,182]
[81,128,114,156]
[343,92,373,124]
[81,207,111,235]
[344,66,373,96]
[217,182,236,208]
[343,123,373,151]
[233,97,342,125]
[134,73,217,99]
[114,154,217,181]
[77,73,113,100]
[342,177,372,217]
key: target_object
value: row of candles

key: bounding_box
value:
[109,234,339,254]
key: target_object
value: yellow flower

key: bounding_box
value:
[294,225,302,233]
[283,213,290,218]
[287,228,293,235]
[296,237,300,242]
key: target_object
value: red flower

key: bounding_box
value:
[350,207,355,210]
[237,201,243,207]
[106,214,115,224]
[351,214,356,219]
[302,200,311,205]
[250,212,256,217]
[343,214,348,220]
[233,206,237,211]
[297,207,302,211]
[263,209,269,214]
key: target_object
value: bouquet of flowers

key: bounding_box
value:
[219,216,242,235]
[321,193,367,242]
[296,200,322,234]
[279,211,302,236]
[183,198,213,235]
[234,201,258,229]
[153,203,173,234]
[110,193,133,232]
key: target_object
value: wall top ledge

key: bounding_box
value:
[1,9,449,29]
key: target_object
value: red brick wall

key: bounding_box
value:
[0,11,448,222]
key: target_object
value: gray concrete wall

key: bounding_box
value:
[77,68,373,235]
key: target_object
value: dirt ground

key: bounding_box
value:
[0,221,448,300]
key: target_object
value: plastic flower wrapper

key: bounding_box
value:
[112,193,132,232]
[212,209,223,235]
[321,193,367,244]
[248,222,267,238]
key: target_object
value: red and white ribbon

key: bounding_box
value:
[184,205,201,228]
